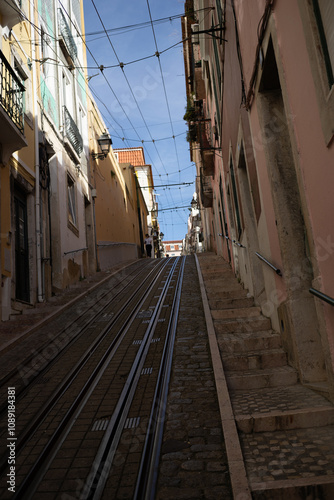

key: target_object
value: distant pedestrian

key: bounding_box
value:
[144,233,153,258]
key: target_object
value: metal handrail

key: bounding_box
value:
[220,234,245,248]
[255,251,282,276]
[309,288,334,306]
[64,247,88,255]
[97,242,136,247]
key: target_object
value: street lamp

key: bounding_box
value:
[91,132,112,160]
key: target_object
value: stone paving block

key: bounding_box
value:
[231,385,334,416]
[241,426,334,488]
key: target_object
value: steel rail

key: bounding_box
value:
[0,259,166,477]
[134,256,186,500]
[0,259,158,407]
[83,258,182,499]
[11,258,174,500]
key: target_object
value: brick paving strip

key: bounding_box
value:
[155,255,233,499]
[194,254,252,500]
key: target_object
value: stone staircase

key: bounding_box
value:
[197,252,334,499]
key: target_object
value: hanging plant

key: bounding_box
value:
[183,98,196,122]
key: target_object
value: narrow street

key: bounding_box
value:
[1,255,334,498]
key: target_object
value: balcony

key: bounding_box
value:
[63,106,83,159]
[0,0,22,30]
[0,51,27,163]
[200,168,213,208]
[58,9,78,66]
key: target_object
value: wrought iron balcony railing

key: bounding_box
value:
[0,51,25,134]
[58,8,77,64]
[63,106,83,157]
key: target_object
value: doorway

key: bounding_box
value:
[14,188,30,302]
[257,37,326,383]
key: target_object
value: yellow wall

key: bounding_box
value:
[89,106,147,250]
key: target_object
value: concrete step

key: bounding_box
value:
[201,269,232,277]
[214,315,272,334]
[206,288,249,301]
[236,405,334,433]
[226,365,298,390]
[212,306,261,320]
[209,296,254,310]
[251,479,334,500]
[230,382,334,433]
[222,348,287,371]
[218,330,282,353]
[205,282,245,293]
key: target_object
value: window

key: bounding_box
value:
[67,175,77,226]
[40,28,51,78]
[230,156,242,238]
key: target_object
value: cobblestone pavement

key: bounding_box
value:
[241,426,334,484]
[155,255,232,499]
[231,385,334,415]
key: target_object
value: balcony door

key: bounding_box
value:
[14,189,30,302]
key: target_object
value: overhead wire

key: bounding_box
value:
[146,0,185,224]
[88,0,181,224]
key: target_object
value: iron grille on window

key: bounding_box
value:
[63,105,83,156]
[58,8,78,63]
[0,51,25,134]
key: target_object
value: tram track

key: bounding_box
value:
[0,258,168,474]
[0,259,158,400]
[0,256,186,499]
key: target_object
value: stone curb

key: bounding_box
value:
[195,254,252,500]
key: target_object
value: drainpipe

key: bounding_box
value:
[31,0,43,302]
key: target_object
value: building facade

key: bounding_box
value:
[113,147,160,256]
[0,1,154,322]
[1,0,38,320]
[163,240,183,257]
[183,0,334,400]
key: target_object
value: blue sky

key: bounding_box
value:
[82,0,195,241]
